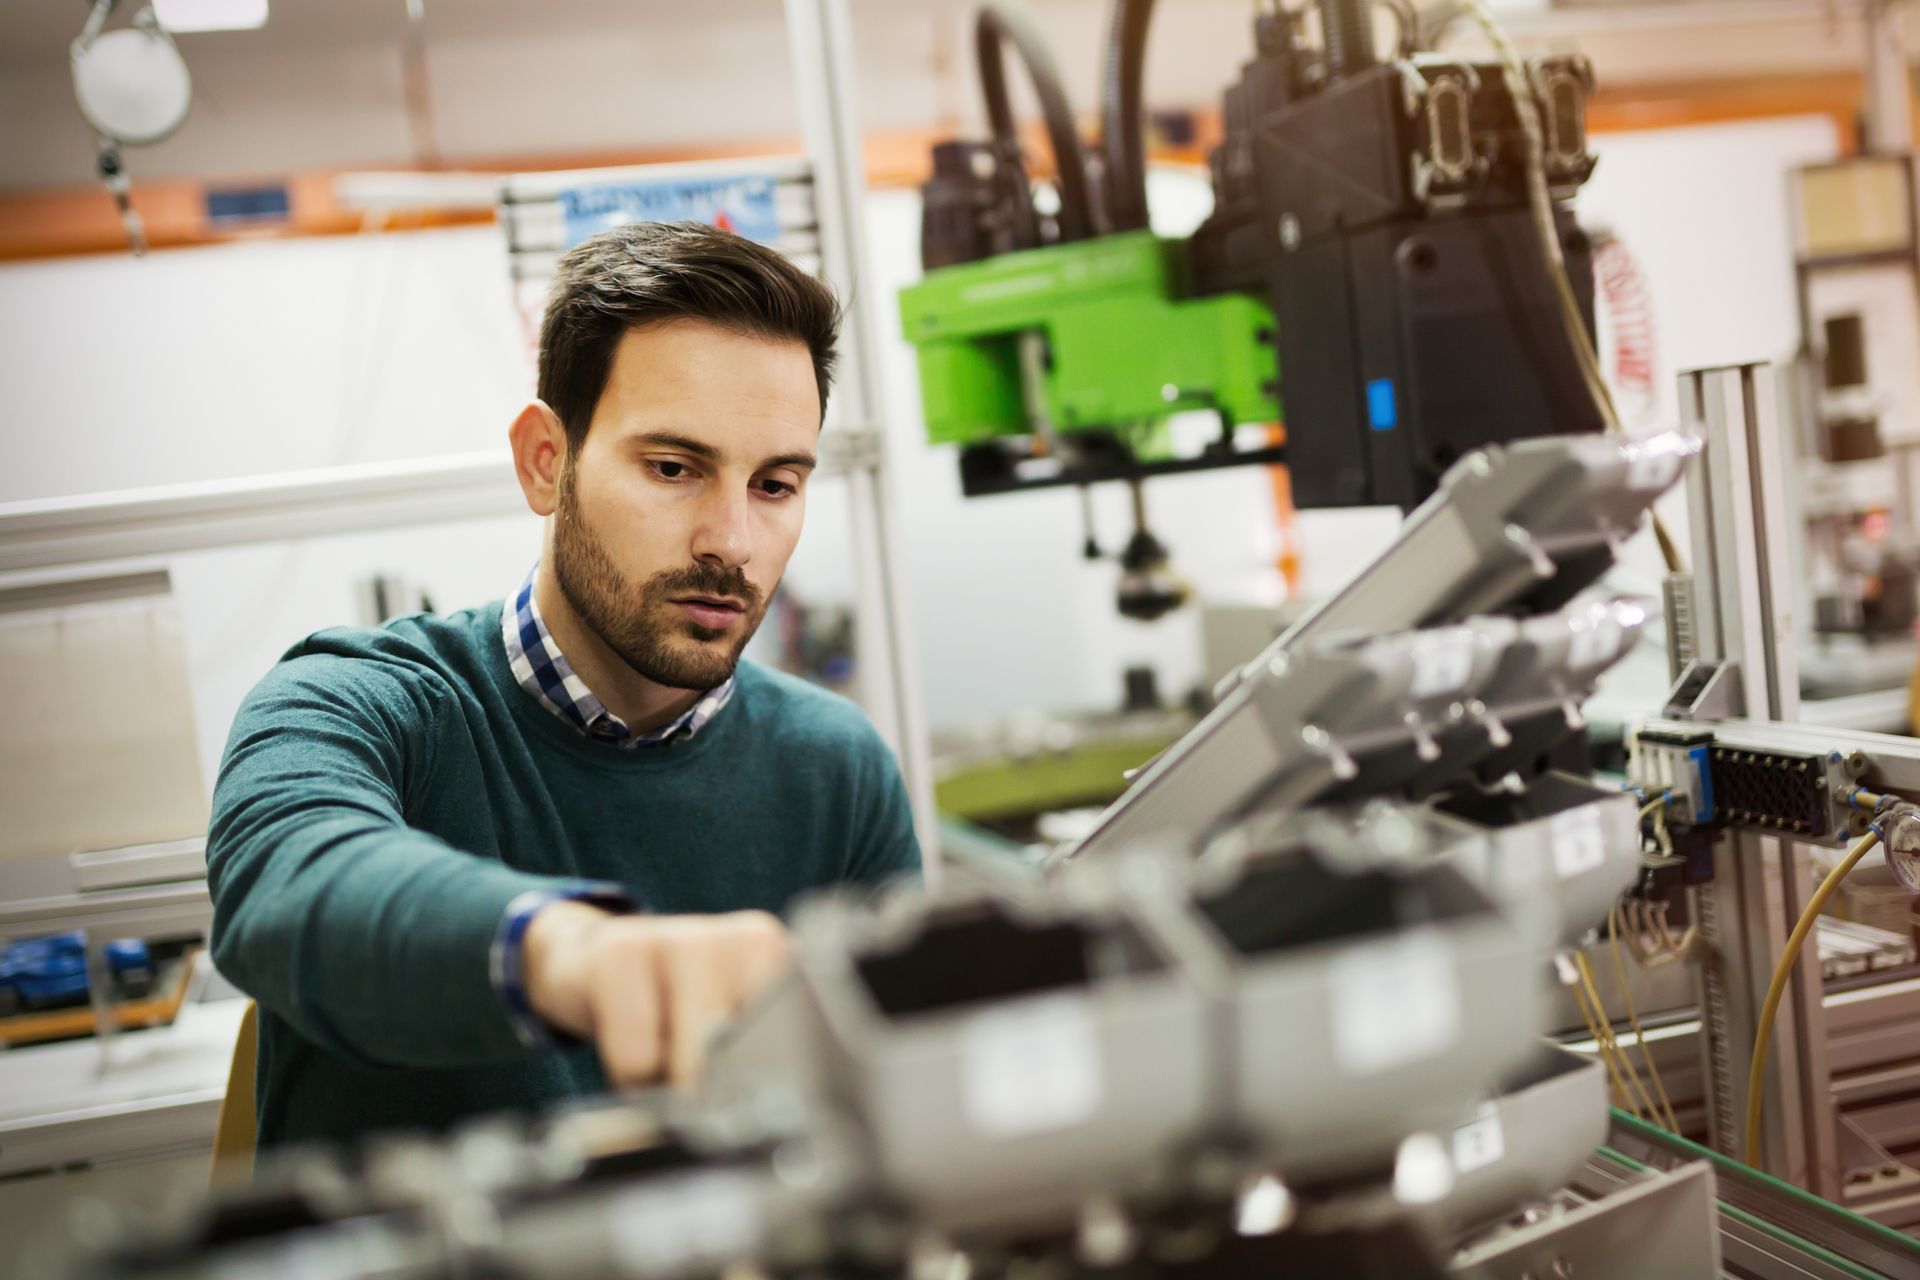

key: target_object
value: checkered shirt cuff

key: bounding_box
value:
[489,881,639,1051]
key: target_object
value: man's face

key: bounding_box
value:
[551,318,820,690]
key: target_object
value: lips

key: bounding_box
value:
[672,596,747,630]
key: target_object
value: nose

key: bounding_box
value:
[690,485,752,572]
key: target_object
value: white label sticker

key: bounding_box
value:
[1495,829,1548,894]
[960,993,1103,1138]
[1410,632,1477,699]
[1451,1102,1506,1174]
[1329,929,1461,1076]
[1550,805,1608,879]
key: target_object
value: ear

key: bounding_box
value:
[509,400,567,517]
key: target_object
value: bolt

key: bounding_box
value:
[1278,213,1302,251]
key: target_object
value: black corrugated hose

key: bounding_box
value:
[976,3,1101,246]
[1319,0,1378,77]
[1100,0,1155,233]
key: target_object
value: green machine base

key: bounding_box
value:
[898,230,1282,493]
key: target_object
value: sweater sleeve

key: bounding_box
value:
[845,726,923,887]
[207,653,578,1069]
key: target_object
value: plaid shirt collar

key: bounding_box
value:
[501,564,735,748]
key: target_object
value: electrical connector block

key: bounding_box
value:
[1709,747,1838,839]
[1627,729,1715,825]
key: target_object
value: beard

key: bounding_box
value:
[549,465,769,691]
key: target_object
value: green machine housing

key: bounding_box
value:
[895,0,1606,511]
[897,230,1283,495]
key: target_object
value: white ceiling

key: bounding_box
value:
[0,0,697,65]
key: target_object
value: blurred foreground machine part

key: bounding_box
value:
[79,847,1703,1279]
[1071,427,1697,859]
[75,428,1920,1274]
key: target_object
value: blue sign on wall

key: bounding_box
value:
[558,173,783,248]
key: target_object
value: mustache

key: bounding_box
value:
[646,564,763,608]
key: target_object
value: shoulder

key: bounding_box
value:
[245,606,498,728]
[732,662,893,761]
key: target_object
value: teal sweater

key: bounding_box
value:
[207,602,918,1149]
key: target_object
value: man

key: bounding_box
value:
[208,220,920,1150]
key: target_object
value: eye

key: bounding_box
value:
[647,459,693,481]
[755,477,797,499]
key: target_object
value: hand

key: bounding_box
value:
[522,901,791,1088]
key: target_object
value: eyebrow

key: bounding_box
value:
[630,431,816,473]
[630,431,719,460]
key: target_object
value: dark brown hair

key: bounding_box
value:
[537,220,842,448]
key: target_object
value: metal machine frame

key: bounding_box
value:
[1643,362,1920,1204]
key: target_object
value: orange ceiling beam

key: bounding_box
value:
[0,71,1899,262]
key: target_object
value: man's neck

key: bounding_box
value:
[532,564,703,734]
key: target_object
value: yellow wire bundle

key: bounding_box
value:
[1743,828,1883,1167]
[1608,904,1679,1132]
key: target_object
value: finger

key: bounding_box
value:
[591,927,664,1088]
[725,911,792,1003]
[660,928,732,1089]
